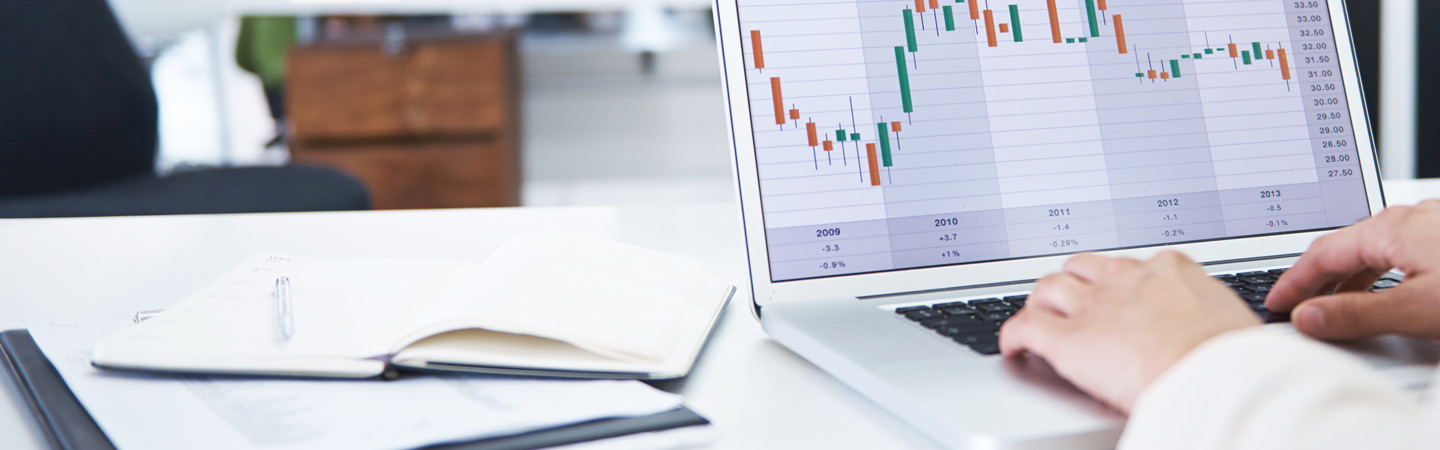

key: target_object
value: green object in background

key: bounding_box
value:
[235,16,298,91]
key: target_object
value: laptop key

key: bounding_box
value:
[1239,292,1267,303]
[937,323,990,337]
[904,309,945,321]
[1242,285,1272,293]
[1240,276,1277,285]
[1237,271,1268,277]
[921,316,982,329]
[1268,268,1288,276]
[979,312,1011,322]
[969,298,1002,306]
[895,306,929,315]
[1003,295,1028,302]
[952,331,999,345]
[977,303,1015,313]
[937,305,980,316]
[969,341,1001,355]
[933,314,990,328]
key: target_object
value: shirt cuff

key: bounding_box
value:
[1119,326,1420,450]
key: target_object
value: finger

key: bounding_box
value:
[999,307,1073,358]
[1061,253,1118,283]
[1268,218,1397,312]
[1333,268,1388,294]
[1028,273,1095,316]
[1290,284,1440,340]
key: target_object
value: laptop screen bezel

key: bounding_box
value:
[711,0,1386,310]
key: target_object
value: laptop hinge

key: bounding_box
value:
[857,252,1303,300]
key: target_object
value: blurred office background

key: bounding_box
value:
[109,0,736,213]
[3,0,1433,216]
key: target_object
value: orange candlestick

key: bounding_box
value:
[1279,48,1292,80]
[1114,15,1127,54]
[1047,0,1062,43]
[866,144,881,186]
[770,78,784,125]
[983,10,998,47]
[751,30,765,69]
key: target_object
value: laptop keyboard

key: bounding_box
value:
[895,268,1405,356]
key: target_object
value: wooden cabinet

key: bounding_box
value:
[287,33,521,209]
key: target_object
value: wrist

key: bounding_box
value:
[1132,323,1261,411]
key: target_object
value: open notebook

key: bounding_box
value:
[92,231,735,379]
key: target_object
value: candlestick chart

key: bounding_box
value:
[737,0,1369,281]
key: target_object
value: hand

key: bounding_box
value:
[1267,200,1440,340]
[999,251,1261,413]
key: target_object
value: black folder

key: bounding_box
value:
[0,329,708,450]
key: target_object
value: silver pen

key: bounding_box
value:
[275,276,295,343]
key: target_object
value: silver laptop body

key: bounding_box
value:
[712,0,1435,448]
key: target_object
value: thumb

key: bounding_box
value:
[1291,285,1440,340]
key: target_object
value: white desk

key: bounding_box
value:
[2,179,1437,450]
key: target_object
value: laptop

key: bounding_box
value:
[710,0,1438,447]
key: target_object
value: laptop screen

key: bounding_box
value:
[732,0,1374,282]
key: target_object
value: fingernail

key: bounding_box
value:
[1297,305,1325,331]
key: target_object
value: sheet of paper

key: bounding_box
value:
[398,230,704,363]
[27,318,684,450]
[94,253,478,372]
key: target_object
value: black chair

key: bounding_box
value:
[0,0,370,218]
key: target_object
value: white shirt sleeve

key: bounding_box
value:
[1118,327,1440,450]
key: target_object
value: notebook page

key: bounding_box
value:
[395,231,702,363]
[32,318,685,450]
[94,253,476,372]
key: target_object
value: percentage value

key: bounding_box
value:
[941,250,964,259]
[1050,239,1081,248]
[1266,219,1291,228]
[820,261,847,270]
[1162,229,1186,238]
